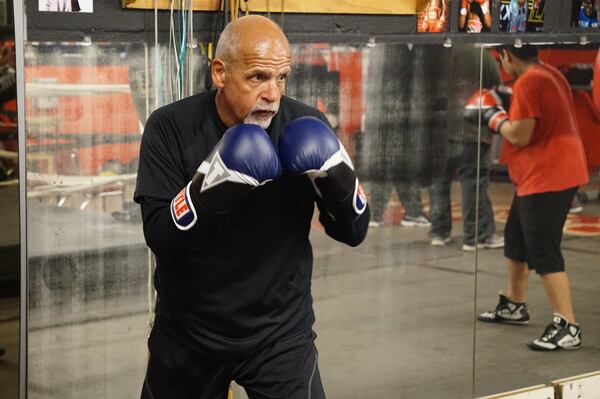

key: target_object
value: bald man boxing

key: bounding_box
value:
[134,15,369,399]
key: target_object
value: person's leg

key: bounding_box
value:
[396,183,424,218]
[235,329,326,399]
[141,324,231,399]
[518,187,582,350]
[427,176,452,239]
[458,142,496,245]
[519,188,578,319]
[366,181,389,224]
[478,194,530,325]
[506,259,529,303]
[397,183,431,227]
[427,147,456,239]
[530,269,581,351]
[541,272,576,323]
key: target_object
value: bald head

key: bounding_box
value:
[211,15,292,129]
[215,15,290,63]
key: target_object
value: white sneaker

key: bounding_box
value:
[527,313,581,351]
[477,294,530,325]
[401,215,431,227]
[369,221,389,228]
[431,236,451,246]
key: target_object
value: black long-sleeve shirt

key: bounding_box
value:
[134,90,369,359]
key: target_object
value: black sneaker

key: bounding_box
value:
[527,313,582,351]
[477,294,530,325]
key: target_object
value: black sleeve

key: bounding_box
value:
[138,195,212,258]
[134,111,188,202]
[134,110,209,257]
[316,197,370,247]
[140,195,188,257]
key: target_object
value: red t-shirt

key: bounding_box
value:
[593,50,600,111]
[502,63,588,196]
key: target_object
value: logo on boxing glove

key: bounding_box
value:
[170,182,197,230]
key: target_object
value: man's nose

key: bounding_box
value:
[262,80,280,102]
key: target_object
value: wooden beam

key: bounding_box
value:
[121,0,219,11]
[121,0,417,15]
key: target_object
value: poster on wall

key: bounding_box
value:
[459,0,493,32]
[498,0,545,32]
[572,0,599,28]
[39,0,93,12]
[417,0,451,32]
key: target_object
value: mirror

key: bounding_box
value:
[20,40,480,399]
[24,42,149,397]
[20,34,599,399]
[474,43,600,396]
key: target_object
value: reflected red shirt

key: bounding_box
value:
[502,63,588,196]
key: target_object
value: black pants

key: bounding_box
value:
[504,186,578,275]
[140,326,326,399]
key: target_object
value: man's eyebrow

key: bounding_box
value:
[245,66,291,75]
[245,68,272,76]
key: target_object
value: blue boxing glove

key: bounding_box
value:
[279,116,367,224]
[171,124,282,230]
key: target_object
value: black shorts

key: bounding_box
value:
[140,325,326,399]
[504,186,578,275]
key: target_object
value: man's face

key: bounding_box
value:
[218,39,291,129]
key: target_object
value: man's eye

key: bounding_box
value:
[251,74,265,81]
[278,74,288,82]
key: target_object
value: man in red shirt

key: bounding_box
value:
[466,45,588,351]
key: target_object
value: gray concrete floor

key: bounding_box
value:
[1,180,599,398]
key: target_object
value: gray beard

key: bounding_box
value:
[244,114,274,129]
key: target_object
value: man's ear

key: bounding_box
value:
[211,58,226,89]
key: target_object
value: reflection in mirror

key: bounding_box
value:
[24,42,153,398]
[475,44,600,396]
[329,43,478,398]
[20,40,481,398]
[0,0,18,395]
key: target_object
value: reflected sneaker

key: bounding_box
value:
[569,197,583,214]
[462,234,505,252]
[431,236,451,246]
[527,313,581,351]
[477,294,530,325]
[400,215,431,227]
